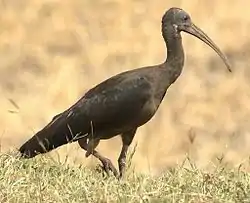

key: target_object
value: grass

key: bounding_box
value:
[1,152,250,203]
[1,1,250,202]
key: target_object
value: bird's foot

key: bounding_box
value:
[100,158,118,178]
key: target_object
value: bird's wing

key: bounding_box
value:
[67,73,153,128]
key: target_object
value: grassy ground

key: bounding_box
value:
[1,152,250,203]
[1,1,250,202]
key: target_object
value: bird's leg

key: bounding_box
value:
[118,128,137,179]
[78,137,118,177]
[85,138,100,158]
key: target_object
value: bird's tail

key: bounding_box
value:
[19,113,79,158]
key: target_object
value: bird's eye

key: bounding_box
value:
[183,15,189,21]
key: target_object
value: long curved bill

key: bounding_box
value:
[183,23,232,72]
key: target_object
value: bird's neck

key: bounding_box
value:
[162,28,185,83]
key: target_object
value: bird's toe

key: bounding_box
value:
[101,158,118,178]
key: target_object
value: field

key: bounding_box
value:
[1,0,250,202]
[1,153,250,202]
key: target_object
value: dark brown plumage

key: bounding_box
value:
[19,7,231,178]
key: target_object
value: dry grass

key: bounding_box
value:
[1,0,250,175]
[1,152,250,203]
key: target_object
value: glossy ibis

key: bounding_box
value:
[19,7,231,178]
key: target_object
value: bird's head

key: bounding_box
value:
[162,7,232,72]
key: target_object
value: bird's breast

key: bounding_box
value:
[135,98,158,126]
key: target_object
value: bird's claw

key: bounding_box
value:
[101,158,118,178]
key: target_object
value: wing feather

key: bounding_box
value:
[69,74,152,128]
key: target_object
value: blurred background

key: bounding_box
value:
[0,0,250,175]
